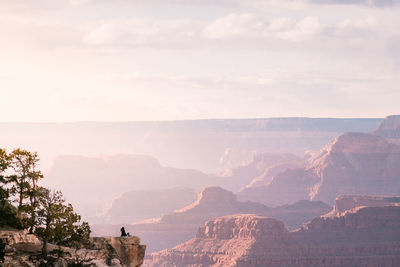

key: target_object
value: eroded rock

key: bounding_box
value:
[0,229,146,267]
[145,206,400,267]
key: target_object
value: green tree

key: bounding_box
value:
[0,148,20,228]
[8,149,44,232]
[35,189,91,257]
[0,148,10,199]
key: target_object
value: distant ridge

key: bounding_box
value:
[373,115,400,138]
[0,117,381,132]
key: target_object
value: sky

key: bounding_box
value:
[0,0,399,122]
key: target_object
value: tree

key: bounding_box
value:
[0,149,20,228]
[0,148,10,200]
[35,189,91,257]
[8,149,44,232]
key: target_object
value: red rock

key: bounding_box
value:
[145,206,400,267]
[239,132,400,206]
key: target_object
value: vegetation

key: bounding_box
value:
[0,148,91,258]
[0,148,21,228]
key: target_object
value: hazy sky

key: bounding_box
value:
[1,0,399,122]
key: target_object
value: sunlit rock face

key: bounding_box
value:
[145,215,296,267]
[0,229,146,267]
[239,132,400,206]
[145,206,400,267]
[373,115,400,138]
[91,236,146,267]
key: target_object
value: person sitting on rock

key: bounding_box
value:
[120,227,127,237]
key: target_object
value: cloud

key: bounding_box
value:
[203,13,265,39]
[82,14,326,49]
[82,19,201,47]
[203,14,324,41]
[309,0,400,8]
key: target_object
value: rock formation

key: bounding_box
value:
[91,236,146,267]
[0,229,146,266]
[373,115,400,138]
[145,206,400,267]
[217,153,303,192]
[95,187,197,224]
[239,132,400,206]
[324,195,400,217]
[92,186,330,253]
[46,154,216,217]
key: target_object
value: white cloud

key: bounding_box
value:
[82,19,201,47]
[203,13,266,39]
[203,14,324,42]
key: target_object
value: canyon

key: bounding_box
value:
[145,204,400,266]
[239,132,400,206]
[92,186,331,253]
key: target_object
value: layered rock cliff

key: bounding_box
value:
[324,195,400,217]
[373,115,400,138]
[95,187,329,253]
[145,206,400,267]
[239,132,400,206]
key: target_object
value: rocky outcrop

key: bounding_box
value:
[145,215,296,267]
[373,115,400,138]
[93,187,330,253]
[91,237,146,267]
[0,229,146,266]
[239,132,400,206]
[159,187,269,225]
[324,195,400,217]
[145,206,400,267]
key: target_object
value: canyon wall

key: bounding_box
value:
[145,205,400,267]
[239,132,400,206]
[373,115,400,138]
[93,186,330,253]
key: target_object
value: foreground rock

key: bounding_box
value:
[0,229,146,266]
[145,206,400,267]
[90,236,146,267]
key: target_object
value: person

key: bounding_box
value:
[120,226,127,237]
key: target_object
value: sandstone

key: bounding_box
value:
[373,115,400,138]
[106,187,329,253]
[145,206,400,267]
[0,229,41,246]
[239,132,400,206]
[0,229,146,266]
[324,195,400,217]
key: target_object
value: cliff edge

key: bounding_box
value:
[0,229,146,266]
